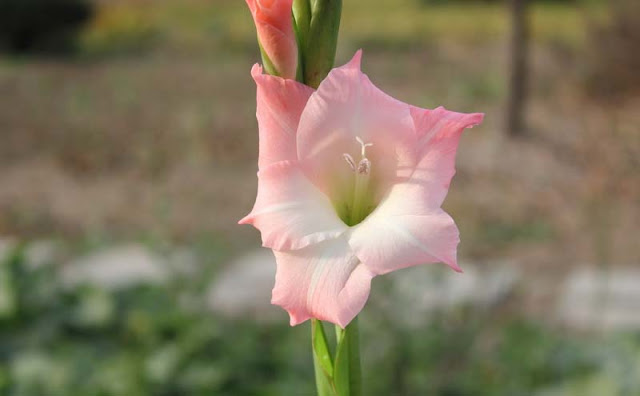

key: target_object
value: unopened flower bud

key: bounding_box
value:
[246,0,298,80]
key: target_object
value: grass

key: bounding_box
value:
[80,0,595,56]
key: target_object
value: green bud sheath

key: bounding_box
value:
[293,0,312,48]
[304,0,342,88]
[293,0,312,82]
[258,41,280,77]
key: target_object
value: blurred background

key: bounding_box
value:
[0,0,639,394]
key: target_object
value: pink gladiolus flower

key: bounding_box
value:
[240,51,484,328]
[245,0,298,80]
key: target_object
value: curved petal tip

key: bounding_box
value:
[251,63,263,81]
[448,261,463,273]
[344,49,363,70]
[468,112,485,128]
[237,214,253,225]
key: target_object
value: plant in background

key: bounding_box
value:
[241,1,484,394]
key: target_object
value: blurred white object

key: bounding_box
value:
[558,267,640,331]
[24,240,61,270]
[60,244,168,290]
[0,237,16,263]
[207,249,282,322]
[383,261,520,327]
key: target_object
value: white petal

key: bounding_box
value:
[240,161,348,250]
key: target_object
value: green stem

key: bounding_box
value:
[297,0,358,394]
[311,318,362,396]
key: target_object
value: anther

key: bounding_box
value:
[357,158,371,175]
[343,153,356,172]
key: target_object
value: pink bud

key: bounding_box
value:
[246,0,298,80]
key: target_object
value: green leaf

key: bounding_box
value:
[333,318,362,396]
[313,351,335,396]
[312,319,336,396]
[312,319,334,379]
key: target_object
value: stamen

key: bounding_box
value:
[357,158,371,175]
[343,153,356,171]
[335,137,378,225]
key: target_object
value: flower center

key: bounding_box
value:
[338,137,376,226]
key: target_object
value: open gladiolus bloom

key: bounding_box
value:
[240,51,484,329]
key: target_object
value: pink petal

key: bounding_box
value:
[349,204,461,274]
[348,107,483,276]
[411,106,484,143]
[252,65,314,170]
[297,51,417,202]
[246,0,298,79]
[409,106,484,208]
[239,160,348,251]
[271,237,374,328]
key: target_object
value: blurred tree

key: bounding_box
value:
[0,0,93,54]
[506,0,530,136]
[587,0,640,100]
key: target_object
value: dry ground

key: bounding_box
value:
[0,1,638,269]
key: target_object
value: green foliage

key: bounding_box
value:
[359,313,626,396]
[0,244,314,396]
[1,243,638,395]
